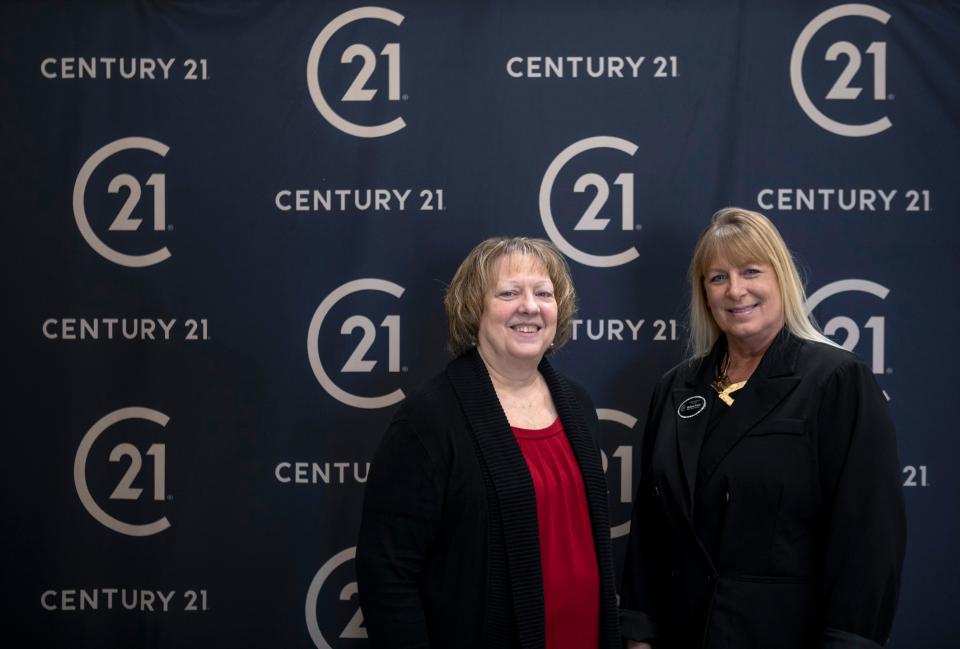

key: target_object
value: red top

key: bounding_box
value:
[512,417,600,649]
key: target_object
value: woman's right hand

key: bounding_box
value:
[626,642,652,649]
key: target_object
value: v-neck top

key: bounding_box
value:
[512,417,600,649]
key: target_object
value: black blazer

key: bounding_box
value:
[621,331,905,649]
[357,349,620,649]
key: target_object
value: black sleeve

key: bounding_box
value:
[356,405,446,649]
[620,379,666,643]
[816,360,906,648]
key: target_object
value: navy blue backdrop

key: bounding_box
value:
[3,1,958,647]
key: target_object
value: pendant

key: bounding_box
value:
[713,380,747,406]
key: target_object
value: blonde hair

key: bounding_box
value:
[445,237,577,356]
[687,207,838,357]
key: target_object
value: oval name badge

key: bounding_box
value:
[677,395,706,419]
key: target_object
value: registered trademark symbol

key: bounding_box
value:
[886,367,893,374]
[402,366,409,373]
[887,93,895,100]
[634,224,643,231]
[166,494,174,501]
[401,94,409,101]
[166,225,174,231]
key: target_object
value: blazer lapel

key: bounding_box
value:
[673,350,718,515]
[697,331,802,484]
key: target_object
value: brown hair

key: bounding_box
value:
[445,237,577,356]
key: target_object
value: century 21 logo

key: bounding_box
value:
[597,408,637,539]
[307,7,405,138]
[790,4,892,137]
[73,137,170,267]
[539,136,639,268]
[74,407,170,537]
[306,547,366,648]
[307,279,405,410]
[806,279,888,376]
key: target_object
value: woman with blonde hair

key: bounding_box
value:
[621,208,905,649]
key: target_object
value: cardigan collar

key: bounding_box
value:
[444,348,618,649]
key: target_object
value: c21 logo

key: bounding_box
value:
[805,279,888,375]
[790,4,892,137]
[307,279,405,410]
[307,7,405,138]
[74,406,171,536]
[73,137,170,267]
[305,547,366,648]
[539,136,639,268]
[597,408,637,539]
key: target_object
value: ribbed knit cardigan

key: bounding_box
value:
[357,350,620,649]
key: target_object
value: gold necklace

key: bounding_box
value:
[712,379,747,406]
[712,352,747,406]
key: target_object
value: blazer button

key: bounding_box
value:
[670,569,679,578]
[705,574,715,583]
[653,485,661,497]
[723,490,730,503]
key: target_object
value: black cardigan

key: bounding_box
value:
[357,350,620,649]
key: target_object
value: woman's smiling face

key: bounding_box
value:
[703,256,784,349]
[476,253,558,370]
